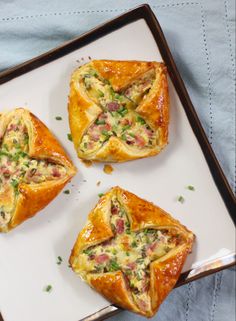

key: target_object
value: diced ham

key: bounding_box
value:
[141,277,150,292]
[135,135,146,147]
[140,79,151,91]
[102,239,112,246]
[52,167,61,177]
[6,123,19,132]
[88,254,95,260]
[95,253,109,264]
[28,168,37,177]
[116,219,124,234]
[111,206,118,215]
[127,262,136,270]
[121,118,131,126]
[0,165,7,173]
[105,123,111,131]
[99,113,108,119]
[159,234,167,242]
[137,299,148,311]
[107,102,119,111]
[144,128,153,138]
[88,141,94,149]
[124,88,131,96]
[146,242,157,256]
[2,169,11,179]
[90,132,100,142]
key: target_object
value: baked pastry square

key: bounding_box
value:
[68,60,169,162]
[69,187,194,317]
[0,108,76,232]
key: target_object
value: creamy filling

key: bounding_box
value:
[79,67,157,153]
[80,197,182,312]
[0,115,67,227]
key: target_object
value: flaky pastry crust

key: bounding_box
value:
[70,187,194,317]
[0,108,76,232]
[68,60,169,162]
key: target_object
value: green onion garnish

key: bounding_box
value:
[67,133,72,141]
[95,119,106,125]
[187,185,195,191]
[131,241,137,248]
[178,196,185,203]
[55,116,62,121]
[98,193,104,198]
[108,260,120,272]
[137,116,145,124]
[97,89,104,97]
[44,285,53,292]
[63,190,70,194]
[57,256,63,265]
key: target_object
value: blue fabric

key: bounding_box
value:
[0,1,235,321]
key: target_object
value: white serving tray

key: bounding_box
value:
[0,5,235,321]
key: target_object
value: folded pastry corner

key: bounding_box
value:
[0,108,77,232]
[68,60,169,162]
[69,186,194,317]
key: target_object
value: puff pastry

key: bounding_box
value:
[68,60,169,162]
[0,108,76,232]
[70,187,194,317]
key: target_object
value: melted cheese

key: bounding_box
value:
[79,67,157,154]
[80,196,180,312]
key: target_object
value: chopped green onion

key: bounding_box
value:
[125,270,132,275]
[3,144,9,151]
[98,193,104,198]
[23,161,30,168]
[90,70,98,77]
[83,249,92,255]
[67,133,72,141]
[57,256,63,265]
[121,134,127,141]
[44,285,53,293]
[102,130,109,136]
[131,241,137,248]
[63,190,70,194]
[97,89,104,97]
[126,252,130,256]
[117,106,128,117]
[55,116,62,121]
[10,179,19,190]
[122,124,131,132]
[178,196,185,203]
[136,258,144,263]
[0,151,10,158]
[137,116,145,124]
[108,260,120,272]
[95,119,106,125]
[24,133,29,144]
[187,185,195,191]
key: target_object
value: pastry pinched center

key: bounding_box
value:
[0,115,67,227]
[79,67,158,154]
[80,197,183,312]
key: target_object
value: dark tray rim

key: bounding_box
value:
[0,4,235,321]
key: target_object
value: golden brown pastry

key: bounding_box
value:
[68,60,169,162]
[69,187,194,317]
[0,108,76,232]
